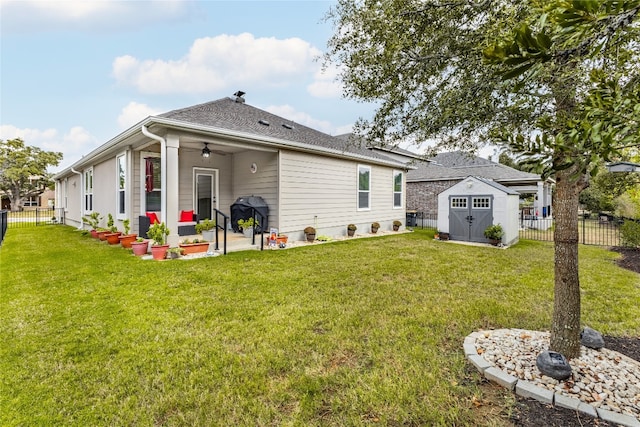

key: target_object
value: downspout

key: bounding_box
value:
[70,168,83,230]
[141,125,167,223]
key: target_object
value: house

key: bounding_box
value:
[405,151,554,221]
[53,93,410,246]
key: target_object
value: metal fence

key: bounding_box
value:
[519,213,626,247]
[406,210,628,247]
[0,210,7,246]
[3,208,66,229]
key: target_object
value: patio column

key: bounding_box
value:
[165,134,180,247]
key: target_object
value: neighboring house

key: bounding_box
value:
[404,151,554,220]
[53,93,409,245]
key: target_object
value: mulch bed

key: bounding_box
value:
[510,246,639,426]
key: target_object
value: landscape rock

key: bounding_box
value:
[581,326,605,350]
[536,350,572,380]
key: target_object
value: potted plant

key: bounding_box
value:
[276,233,288,246]
[304,226,316,242]
[484,224,504,246]
[237,217,258,238]
[179,238,210,255]
[104,214,122,244]
[147,222,170,260]
[118,219,138,248]
[371,222,380,233]
[393,220,402,231]
[437,231,450,241]
[82,212,102,238]
[131,237,149,256]
[167,247,184,259]
[347,224,357,237]
[195,219,216,242]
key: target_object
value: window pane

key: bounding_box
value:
[394,172,402,191]
[359,191,369,209]
[394,193,401,207]
[151,158,161,190]
[359,168,370,191]
[146,190,161,211]
[119,191,125,214]
[118,156,125,190]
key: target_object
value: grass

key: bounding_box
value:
[1,227,638,426]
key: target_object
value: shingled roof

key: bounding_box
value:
[159,97,399,164]
[407,151,541,182]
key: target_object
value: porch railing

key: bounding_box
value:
[213,209,229,255]
[249,208,266,251]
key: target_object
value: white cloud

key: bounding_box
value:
[112,33,323,95]
[117,102,162,129]
[0,0,197,33]
[0,124,99,171]
[307,65,344,99]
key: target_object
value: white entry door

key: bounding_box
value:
[194,169,218,221]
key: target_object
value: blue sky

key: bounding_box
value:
[1,0,383,172]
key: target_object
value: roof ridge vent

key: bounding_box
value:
[258,119,270,126]
[282,123,294,130]
[233,90,245,103]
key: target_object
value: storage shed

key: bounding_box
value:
[437,176,519,246]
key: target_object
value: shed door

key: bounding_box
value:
[449,195,493,242]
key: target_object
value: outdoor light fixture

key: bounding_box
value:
[201,143,211,158]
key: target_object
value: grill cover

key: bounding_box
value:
[230,196,269,233]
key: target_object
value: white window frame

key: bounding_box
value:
[84,167,93,213]
[450,197,467,209]
[393,170,403,209]
[116,153,127,219]
[472,196,491,209]
[357,165,371,211]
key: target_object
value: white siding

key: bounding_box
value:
[279,150,405,239]
[232,150,278,227]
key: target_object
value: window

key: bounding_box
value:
[24,196,38,207]
[144,156,161,212]
[451,197,467,208]
[84,168,93,212]
[358,165,371,210]
[116,154,126,217]
[393,170,403,208]
[473,197,491,209]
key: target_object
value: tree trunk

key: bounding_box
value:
[549,163,588,359]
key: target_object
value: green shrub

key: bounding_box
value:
[620,220,640,248]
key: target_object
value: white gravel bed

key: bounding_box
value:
[473,328,640,419]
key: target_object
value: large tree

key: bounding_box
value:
[325,0,639,358]
[0,138,63,211]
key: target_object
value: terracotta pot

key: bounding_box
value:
[90,230,99,238]
[276,236,288,245]
[105,232,122,245]
[119,234,138,248]
[179,242,210,254]
[131,241,148,256]
[97,230,109,241]
[151,244,169,260]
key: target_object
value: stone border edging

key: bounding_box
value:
[464,330,640,427]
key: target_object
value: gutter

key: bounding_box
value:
[70,168,83,230]
[141,125,166,223]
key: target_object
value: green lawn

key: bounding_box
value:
[1,227,638,426]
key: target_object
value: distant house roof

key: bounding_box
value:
[407,151,543,183]
[606,161,640,172]
[335,133,426,162]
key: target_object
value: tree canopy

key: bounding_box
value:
[325,0,639,358]
[0,138,63,211]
